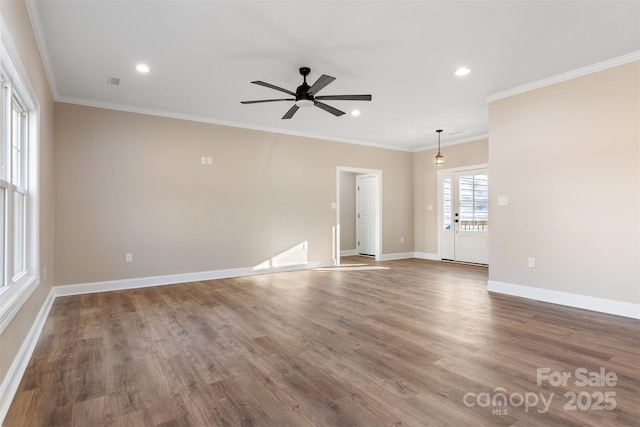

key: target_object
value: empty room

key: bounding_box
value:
[0,0,638,426]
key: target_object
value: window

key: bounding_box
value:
[0,33,39,333]
[1,72,31,287]
[8,90,28,282]
[458,174,488,231]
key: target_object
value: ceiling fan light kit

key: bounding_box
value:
[241,67,372,119]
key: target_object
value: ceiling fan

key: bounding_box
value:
[241,67,372,119]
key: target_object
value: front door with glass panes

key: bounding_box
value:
[438,167,489,264]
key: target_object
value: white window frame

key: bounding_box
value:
[0,24,40,335]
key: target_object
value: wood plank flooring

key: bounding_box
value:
[5,257,640,426]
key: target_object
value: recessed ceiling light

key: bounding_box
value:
[454,67,471,76]
[136,64,150,73]
[351,110,361,116]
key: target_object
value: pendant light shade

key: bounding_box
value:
[435,129,444,165]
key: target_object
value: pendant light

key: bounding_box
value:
[435,129,444,165]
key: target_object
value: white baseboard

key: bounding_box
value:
[487,280,640,319]
[55,260,334,297]
[414,252,440,261]
[379,252,415,261]
[0,287,56,425]
[341,251,441,262]
[379,252,440,261]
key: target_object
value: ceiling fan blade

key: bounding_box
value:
[308,74,335,95]
[282,104,299,119]
[315,94,372,101]
[241,98,294,104]
[314,101,345,117]
[251,81,296,96]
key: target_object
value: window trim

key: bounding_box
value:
[0,22,40,335]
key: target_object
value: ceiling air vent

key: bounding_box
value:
[107,77,120,86]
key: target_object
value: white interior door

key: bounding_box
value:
[356,174,377,256]
[439,167,489,264]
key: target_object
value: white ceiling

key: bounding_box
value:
[26,0,639,152]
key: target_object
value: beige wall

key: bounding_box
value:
[413,138,489,255]
[54,103,414,285]
[488,61,639,303]
[0,0,55,392]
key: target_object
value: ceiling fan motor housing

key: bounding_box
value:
[295,67,314,107]
[295,82,314,107]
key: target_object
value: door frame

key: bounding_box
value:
[437,163,488,261]
[335,167,382,265]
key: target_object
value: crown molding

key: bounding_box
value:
[485,51,640,103]
[55,95,414,153]
[24,0,59,99]
[413,133,489,153]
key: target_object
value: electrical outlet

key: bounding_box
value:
[125,253,133,263]
[528,257,535,268]
[201,156,207,165]
[400,237,404,243]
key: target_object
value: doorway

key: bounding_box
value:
[438,166,489,264]
[335,167,382,265]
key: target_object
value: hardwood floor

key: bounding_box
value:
[5,258,640,426]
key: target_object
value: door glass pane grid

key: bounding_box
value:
[458,174,488,231]
[443,177,452,230]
